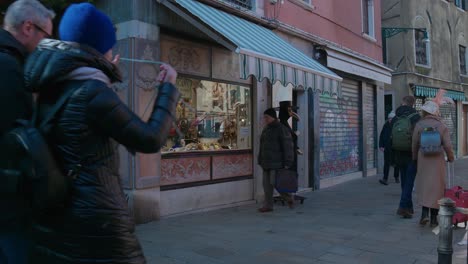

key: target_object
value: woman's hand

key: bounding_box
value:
[157,64,177,85]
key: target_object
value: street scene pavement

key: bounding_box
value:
[137,159,468,264]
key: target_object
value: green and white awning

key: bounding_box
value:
[414,85,466,101]
[162,0,342,96]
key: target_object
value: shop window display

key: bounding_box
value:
[161,77,252,153]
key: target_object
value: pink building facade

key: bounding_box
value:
[261,0,392,188]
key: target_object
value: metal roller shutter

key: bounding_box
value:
[364,85,376,169]
[440,104,458,155]
[319,79,361,178]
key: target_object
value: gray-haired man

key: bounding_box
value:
[0,1,55,263]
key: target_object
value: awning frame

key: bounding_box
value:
[159,0,342,96]
[412,85,466,101]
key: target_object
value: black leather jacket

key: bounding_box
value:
[258,120,294,170]
[24,39,180,264]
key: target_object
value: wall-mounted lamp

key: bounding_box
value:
[381,27,429,64]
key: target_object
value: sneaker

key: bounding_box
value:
[402,213,413,219]
[379,179,388,185]
[287,197,295,209]
[258,207,273,213]
[397,208,413,218]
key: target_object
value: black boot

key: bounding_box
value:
[430,208,439,227]
[419,207,429,226]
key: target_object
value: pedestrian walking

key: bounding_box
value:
[412,91,455,227]
[0,1,54,263]
[258,108,295,212]
[379,110,399,185]
[392,96,420,218]
[24,3,180,263]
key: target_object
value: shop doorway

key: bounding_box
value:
[384,94,393,118]
[307,88,319,189]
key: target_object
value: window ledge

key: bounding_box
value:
[362,33,377,42]
[415,63,432,69]
[288,0,315,12]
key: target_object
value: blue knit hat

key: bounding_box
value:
[59,3,116,54]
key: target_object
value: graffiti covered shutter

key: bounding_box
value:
[319,79,361,178]
[440,104,458,155]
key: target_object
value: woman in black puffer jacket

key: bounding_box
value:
[23,3,179,264]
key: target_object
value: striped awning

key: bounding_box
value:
[163,0,342,96]
[414,85,466,101]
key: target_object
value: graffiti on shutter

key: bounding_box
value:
[319,79,361,178]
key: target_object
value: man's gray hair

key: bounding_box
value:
[4,0,55,32]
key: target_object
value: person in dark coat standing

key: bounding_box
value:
[0,1,55,263]
[378,111,399,185]
[392,96,421,218]
[258,108,295,212]
[24,3,180,263]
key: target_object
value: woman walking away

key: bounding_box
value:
[412,89,454,227]
[25,3,180,263]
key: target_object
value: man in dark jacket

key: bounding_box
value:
[392,96,421,218]
[0,1,54,263]
[258,108,295,212]
[379,111,399,185]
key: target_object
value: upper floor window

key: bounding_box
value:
[455,0,467,10]
[224,0,252,9]
[362,0,375,37]
[460,45,467,75]
[415,29,430,66]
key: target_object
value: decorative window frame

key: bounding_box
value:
[361,0,375,39]
[413,16,431,68]
[458,34,468,76]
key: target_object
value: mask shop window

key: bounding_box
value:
[161,77,252,154]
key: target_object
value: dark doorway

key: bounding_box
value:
[307,88,319,190]
[384,94,393,119]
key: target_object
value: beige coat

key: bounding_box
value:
[412,115,455,209]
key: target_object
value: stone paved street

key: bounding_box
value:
[137,159,468,264]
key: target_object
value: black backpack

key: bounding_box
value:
[0,85,80,211]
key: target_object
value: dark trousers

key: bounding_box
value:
[263,169,291,209]
[0,229,32,264]
[399,161,417,210]
[383,150,399,181]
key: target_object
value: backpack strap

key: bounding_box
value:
[36,82,83,130]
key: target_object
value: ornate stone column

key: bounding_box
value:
[96,0,162,223]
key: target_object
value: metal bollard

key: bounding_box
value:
[438,197,456,264]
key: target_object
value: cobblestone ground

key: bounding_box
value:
[137,158,468,264]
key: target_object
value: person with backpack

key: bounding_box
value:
[23,3,180,263]
[0,1,55,263]
[391,96,420,218]
[412,92,454,227]
[378,110,399,185]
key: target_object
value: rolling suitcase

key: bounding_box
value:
[444,162,468,227]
